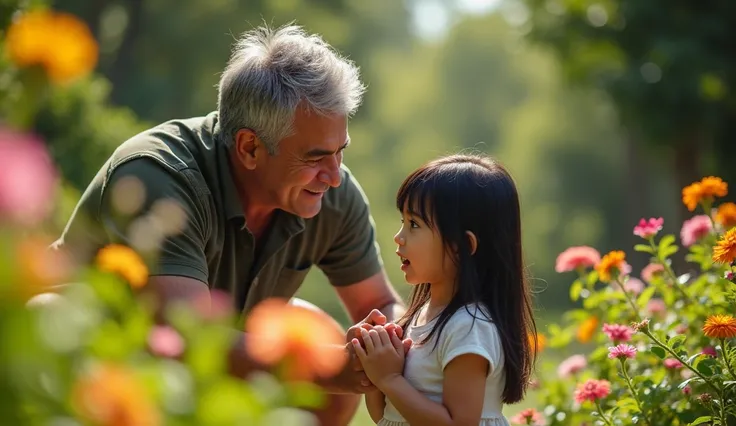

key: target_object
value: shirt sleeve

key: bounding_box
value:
[317,167,384,287]
[437,308,503,375]
[56,157,211,284]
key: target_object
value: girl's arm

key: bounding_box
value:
[378,354,489,426]
[364,390,386,423]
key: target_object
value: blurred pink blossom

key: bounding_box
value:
[701,346,717,357]
[193,289,234,321]
[555,246,601,273]
[608,344,637,360]
[641,263,665,282]
[674,324,688,334]
[510,408,546,426]
[574,379,611,403]
[602,323,634,343]
[646,299,666,316]
[0,128,58,225]
[664,358,683,369]
[680,215,712,247]
[622,277,644,295]
[683,385,692,396]
[634,217,664,239]
[557,354,587,379]
[148,325,185,358]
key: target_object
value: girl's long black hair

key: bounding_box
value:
[395,153,537,404]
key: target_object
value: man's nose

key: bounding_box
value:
[318,155,342,188]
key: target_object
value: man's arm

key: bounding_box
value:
[334,270,405,324]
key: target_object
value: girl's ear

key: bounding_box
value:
[465,230,478,255]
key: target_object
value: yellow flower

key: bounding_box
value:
[682,176,728,212]
[713,228,736,265]
[577,316,599,343]
[715,202,736,229]
[595,250,626,282]
[702,314,736,339]
[95,244,149,289]
[72,363,160,426]
[4,9,98,84]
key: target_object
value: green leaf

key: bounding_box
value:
[697,362,713,376]
[586,270,599,287]
[667,334,686,349]
[650,346,666,359]
[690,416,713,425]
[634,244,654,254]
[661,245,679,258]
[284,382,326,409]
[570,279,583,302]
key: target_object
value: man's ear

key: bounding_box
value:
[233,128,261,170]
[465,230,478,255]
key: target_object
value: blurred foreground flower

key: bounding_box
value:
[0,128,58,226]
[245,298,347,382]
[72,363,160,426]
[555,246,600,273]
[641,263,664,282]
[4,8,98,84]
[715,202,736,229]
[702,314,736,339]
[528,332,546,353]
[682,177,728,212]
[557,354,587,379]
[95,244,149,289]
[148,325,184,358]
[712,227,736,264]
[680,215,712,247]
[15,235,72,299]
[510,408,545,425]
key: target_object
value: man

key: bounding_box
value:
[53,24,405,425]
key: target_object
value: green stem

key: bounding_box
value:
[594,399,613,426]
[649,239,696,306]
[719,389,727,426]
[644,330,721,394]
[612,278,642,321]
[720,338,736,381]
[620,359,651,426]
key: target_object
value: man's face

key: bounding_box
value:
[255,106,349,218]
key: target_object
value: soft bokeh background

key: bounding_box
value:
[4,0,736,423]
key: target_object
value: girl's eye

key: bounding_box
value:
[410,220,419,228]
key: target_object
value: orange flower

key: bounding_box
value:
[72,363,160,426]
[15,235,73,299]
[595,250,627,282]
[4,9,98,84]
[577,316,599,343]
[715,202,736,229]
[245,298,348,382]
[702,314,736,339]
[682,177,728,212]
[95,244,149,288]
[713,228,736,265]
[528,332,546,353]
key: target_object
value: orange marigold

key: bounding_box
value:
[716,202,736,229]
[713,228,736,265]
[72,363,160,426]
[577,316,599,343]
[702,314,736,339]
[682,177,728,212]
[528,332,546,353]
[595,250,626,282]
[4,9,98,84]
[95,244,149,288]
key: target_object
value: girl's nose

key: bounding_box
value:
[394,232,405,245]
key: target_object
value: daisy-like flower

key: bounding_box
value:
[510,408,546,426]
[608,344,637,360]
[702,314,736,339]
[573,379,611,404]
[595,250,628,282]
[633,217,664,239]
[680,215,713,247]
[602,323,634,343]
[715,202,736,229]
[557,354,587,379]
[682,177,728,212]
[713,228,736,265]
[555,246,601,273]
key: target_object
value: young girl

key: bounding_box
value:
[352,154,537,426]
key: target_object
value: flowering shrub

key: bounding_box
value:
[0,4,344,425]
[519,177,736,425]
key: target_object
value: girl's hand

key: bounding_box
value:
[352,325,408,389]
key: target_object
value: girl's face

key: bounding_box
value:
[393,205,456,288]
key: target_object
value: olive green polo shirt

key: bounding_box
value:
[56,112,384,315]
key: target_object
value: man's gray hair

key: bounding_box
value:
[217,23,366,154]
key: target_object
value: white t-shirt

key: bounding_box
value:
[378,303,510,426]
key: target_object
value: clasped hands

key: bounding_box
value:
[319,309,412,394]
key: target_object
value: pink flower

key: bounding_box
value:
[608,344,637,360]
[148,325,185,358]
[680,215,712,247]
[602,323,634,343]
[675,324,688,334]
[725,271,735,281]
[641,263,665,282]
[623,277,644,295]
[557,354,587,379]
[701,346,717,357]
[664,358,683,369]
[646,299,666,315]
[634,217,664,239]
[193,289,234,321]
[510,408,546,426]
[574,379,611,403]
[683,385,692,396]
[0,128,58,226]
[555,246,601,273]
